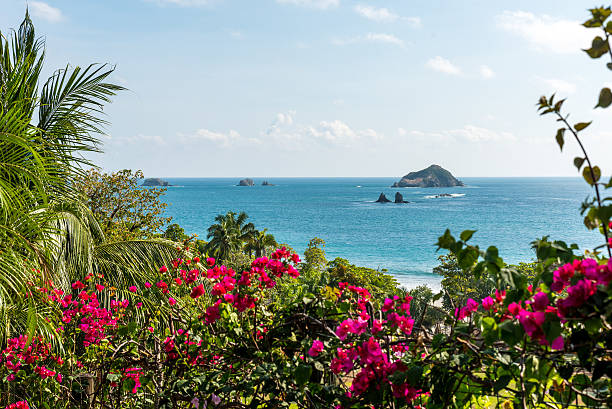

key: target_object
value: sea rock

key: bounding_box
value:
[262,181,275,186]
[142,178,171,187]
[238,178,255,186]
[394,192,409,203]
[376,193,391,203]
[392,165,464,188]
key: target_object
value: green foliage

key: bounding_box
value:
[74,169,172,241]
[327,257,400,302]
[434,253,495,312]
[205,211,256,262]
[163,223,187,242]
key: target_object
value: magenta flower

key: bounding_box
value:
[308,340,324,357]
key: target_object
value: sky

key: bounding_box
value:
[2,0,612,177]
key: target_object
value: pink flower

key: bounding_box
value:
[508,302,522,317]
[531,292,549,311]
[551,336,564,351]
[206,257,216,267]
[128,286,137,293]
[190,284,205,299]
[159,266,168,273]
[169,297,177,306]
[481,296,495,310]
[308,340,324,357]
[145,282,152,288]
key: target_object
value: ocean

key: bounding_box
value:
[159,177,602,290]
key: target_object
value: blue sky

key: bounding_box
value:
[2,0,611,177]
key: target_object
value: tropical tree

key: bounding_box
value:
[73,169,172,241]
[244,228,277,258]
[0,13,179,342]
[205,211,255,261]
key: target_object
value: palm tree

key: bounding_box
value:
[0,13,180,342]
[244,229,278,258]
[205,211,256,261]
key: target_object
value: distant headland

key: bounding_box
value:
[142,178,172,187]
[392,165,464,188]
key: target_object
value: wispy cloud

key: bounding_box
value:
[426,56,461,75]
[496,10,591,54]
[30,2,64,23]
[333,32,404,47]
[263,111,382,150]
[480,65,495,79]
[406,125,516,143]
[539,77,577,94]
[353,5,421,27]
[354,5,398,22]
[276,0,339,10]
[181,128,261,148]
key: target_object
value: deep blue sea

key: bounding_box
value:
[159,178,602,290]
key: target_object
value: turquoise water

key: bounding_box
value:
[159,178,602,290]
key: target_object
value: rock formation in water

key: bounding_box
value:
[238,178,255,186]
[142,178,172,187]
[376,193,392,203]
[392,165,464,188]
[394,192,409,203]
[262,181,275,186]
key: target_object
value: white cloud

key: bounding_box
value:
[366,33,404,46]
[353,5,421,27]
[407,125,516,143]
[480,65,495,79]
[426,56,461,75]
[333,33,404,47]
[229,31,243,39]
[263,111,382,149]
[30,2,64,23]
[496,10,592,54]
[276,0,339,9]
[354,5,398,22]
[539,77,577,94]
[183,128,260,148]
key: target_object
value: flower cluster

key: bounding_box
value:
[327,291,423,403]
[553,258,612,318]
[0,335,62,383]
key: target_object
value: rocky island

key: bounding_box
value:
[262,181,275,186]
[375,193,391,203]
[392,165,464,188]
[142,178,172,187]
[237,178,255,186]
[375,192,409,203]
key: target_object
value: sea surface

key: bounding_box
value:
[159,177,603,291]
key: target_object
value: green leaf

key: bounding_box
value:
[583,166,601,185]
[595,87,612,108]
[294,364,312,386]
[574,121,592,131]
[555,128,565,150]
[583,36,609,58]
[480,316,498,345]
[493,375,512,392]
[460,230,476,242]
[573,157,585,171]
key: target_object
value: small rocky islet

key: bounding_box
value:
[391,164,463,188]
[237,179,275,186]
[141,178,172,186]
